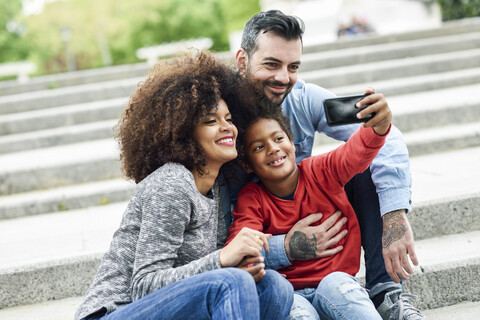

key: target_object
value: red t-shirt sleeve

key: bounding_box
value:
[310,126,388,186]
[225,183,266,246]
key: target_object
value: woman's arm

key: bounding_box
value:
[130,174,221,301]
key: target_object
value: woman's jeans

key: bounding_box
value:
[287,272,382,320]
[97,268,293,320]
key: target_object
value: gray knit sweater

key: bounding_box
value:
[75,163,225,320]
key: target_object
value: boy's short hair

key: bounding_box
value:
[231,93,294,166]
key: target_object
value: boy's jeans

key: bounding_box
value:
[95,268,293,320]
[288,272,382,320]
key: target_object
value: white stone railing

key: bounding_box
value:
[0,61,36,83]
[136,38,213,65]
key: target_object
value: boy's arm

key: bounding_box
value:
[303,85,412,215]
[227,186,293,270]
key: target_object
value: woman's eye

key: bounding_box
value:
[204,119,216,125]
[226,118,233,123]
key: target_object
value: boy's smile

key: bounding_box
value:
[244,118,298,197]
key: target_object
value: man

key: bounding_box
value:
[230,10,425,320]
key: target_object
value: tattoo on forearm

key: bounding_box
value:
[382,209,407,249]
[288,231,317,260]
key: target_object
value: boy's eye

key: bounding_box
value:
[275,136,284,142]
[226,118,233,123]
[253,145,264,152]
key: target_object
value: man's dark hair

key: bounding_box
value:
[241,10,305,56]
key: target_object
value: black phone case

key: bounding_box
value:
[324,94,374,126]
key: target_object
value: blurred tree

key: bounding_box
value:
[0,0,31,62]
[436,0,480,21]
[7,0,260,74]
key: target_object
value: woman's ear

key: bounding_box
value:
[236,49,248,77]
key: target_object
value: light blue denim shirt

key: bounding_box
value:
[222,79,412,270]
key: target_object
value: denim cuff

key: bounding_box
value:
[378,187,412,216]
[368,281,402,298]
[262,234,292,270]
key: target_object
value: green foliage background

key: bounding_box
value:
[0,0,260,75]
[436,0,480,21]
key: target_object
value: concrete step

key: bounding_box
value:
[0,178,133,219]
[0,296,82,320]
[0,203,125,308]
[1,205,477,310]
[300,31,480,71]
[387,83,480,133]
[0,119,117,154]
[1,146,479,309]
[2,80,479,155]
[0,63,150,96]
[302,48,480,89]
[314,120,480,158]
[302,17,480,54]
[2,298,480,320]
[0,98,125,135]
[0,139,120,195]
[422,301,480,320]
[0,52,234,97]
[331,66,480,97]
[0,129,478,221]
[0,77,139,115]
[2,39,479,116]
[403,122,480,157]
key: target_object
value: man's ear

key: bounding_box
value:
[236,49,248,76]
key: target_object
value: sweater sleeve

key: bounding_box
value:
[130,176,221,302]
[313,126,389,187]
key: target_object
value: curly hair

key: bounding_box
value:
[230,93,294,167]
[116,50,245,183]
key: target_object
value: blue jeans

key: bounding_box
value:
[96,268,293,320]
[288,272,382,320]
[344,168,393,290]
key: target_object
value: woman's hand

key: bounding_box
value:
[219,227,271,268]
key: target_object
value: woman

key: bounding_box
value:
[75,51,293,320]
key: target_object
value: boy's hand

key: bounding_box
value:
[236,256,266,282]
[284,210,347,261]
[356,88,392,136]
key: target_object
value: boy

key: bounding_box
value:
[227,96,391,319]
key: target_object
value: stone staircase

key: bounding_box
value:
[1,17,480,319]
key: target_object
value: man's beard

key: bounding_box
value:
[261,79,293,105]
[245,65,293,105]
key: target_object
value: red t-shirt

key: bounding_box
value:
[227,126,388,289]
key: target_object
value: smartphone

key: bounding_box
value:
[324,93,374,126]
